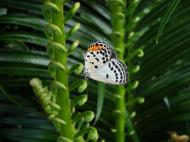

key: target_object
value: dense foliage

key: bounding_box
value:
[0,0,190,142]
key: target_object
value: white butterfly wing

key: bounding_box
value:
[88,58,128,85]
[84,41,117,69]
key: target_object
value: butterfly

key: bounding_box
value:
[83,41,128,85]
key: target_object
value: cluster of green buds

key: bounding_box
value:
[30,78,65,130]
[30,76,98,141]
[122,0,146,139]
[69,64,98,141]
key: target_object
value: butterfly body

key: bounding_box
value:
[84,41,128,85]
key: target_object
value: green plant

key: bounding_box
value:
[0,0,190,142]
[109,1,132,142]
[30,0,98,141]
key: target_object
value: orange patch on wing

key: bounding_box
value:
[88,44,103,52]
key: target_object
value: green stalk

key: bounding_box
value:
[109,0,126,142]
[41,1,97,141]
[115,86,126,142]
[49,0,74,140]
[110,1,141,141]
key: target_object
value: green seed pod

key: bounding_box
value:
[116,12,124,19]
[69,80,87,93]
[70,63,84,75]
[65,23,80,40]
[67,40,80,55]
[49,102,61,111]
[74,63,83,75]
[44,24,62,40]
[113,94,121,99]
[30,78,45,98]
[49,116,66,125]
[75,127,98,141]
[71,95,88,107]
[137,97,145,104]
[76,95,88,106]
[52,81,67,91]
[41,93,50,105]
[135,16,140,23]
[130,111,136,118]
[129,130,135,135]
[30,78,41,88]
[52,61,66,72]
[132,65,140,73]
[138,49,144,57]
[72,111,94,123]
[111,128,117,133]
[78,80,87,93]
[45,106,52,114]
[128,32,134,38]
[47,42,66,59]
[42,2,60,23]
[48,61,66,79]
[64,2,80,23]
[131,80,139,90]
[83,111,94,122]
[87,127,99,141]
[113,109,122,116]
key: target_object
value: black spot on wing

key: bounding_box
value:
[116,60,128,84]
[109,59,128,84]
[108,63,111,68]
[92,41,117,59]
[95,58,99,62]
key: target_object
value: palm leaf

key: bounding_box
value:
[0,0,190,142]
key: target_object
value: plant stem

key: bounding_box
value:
[109,0,126,142]
[51,0,74,140]
[115,86,126,142]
